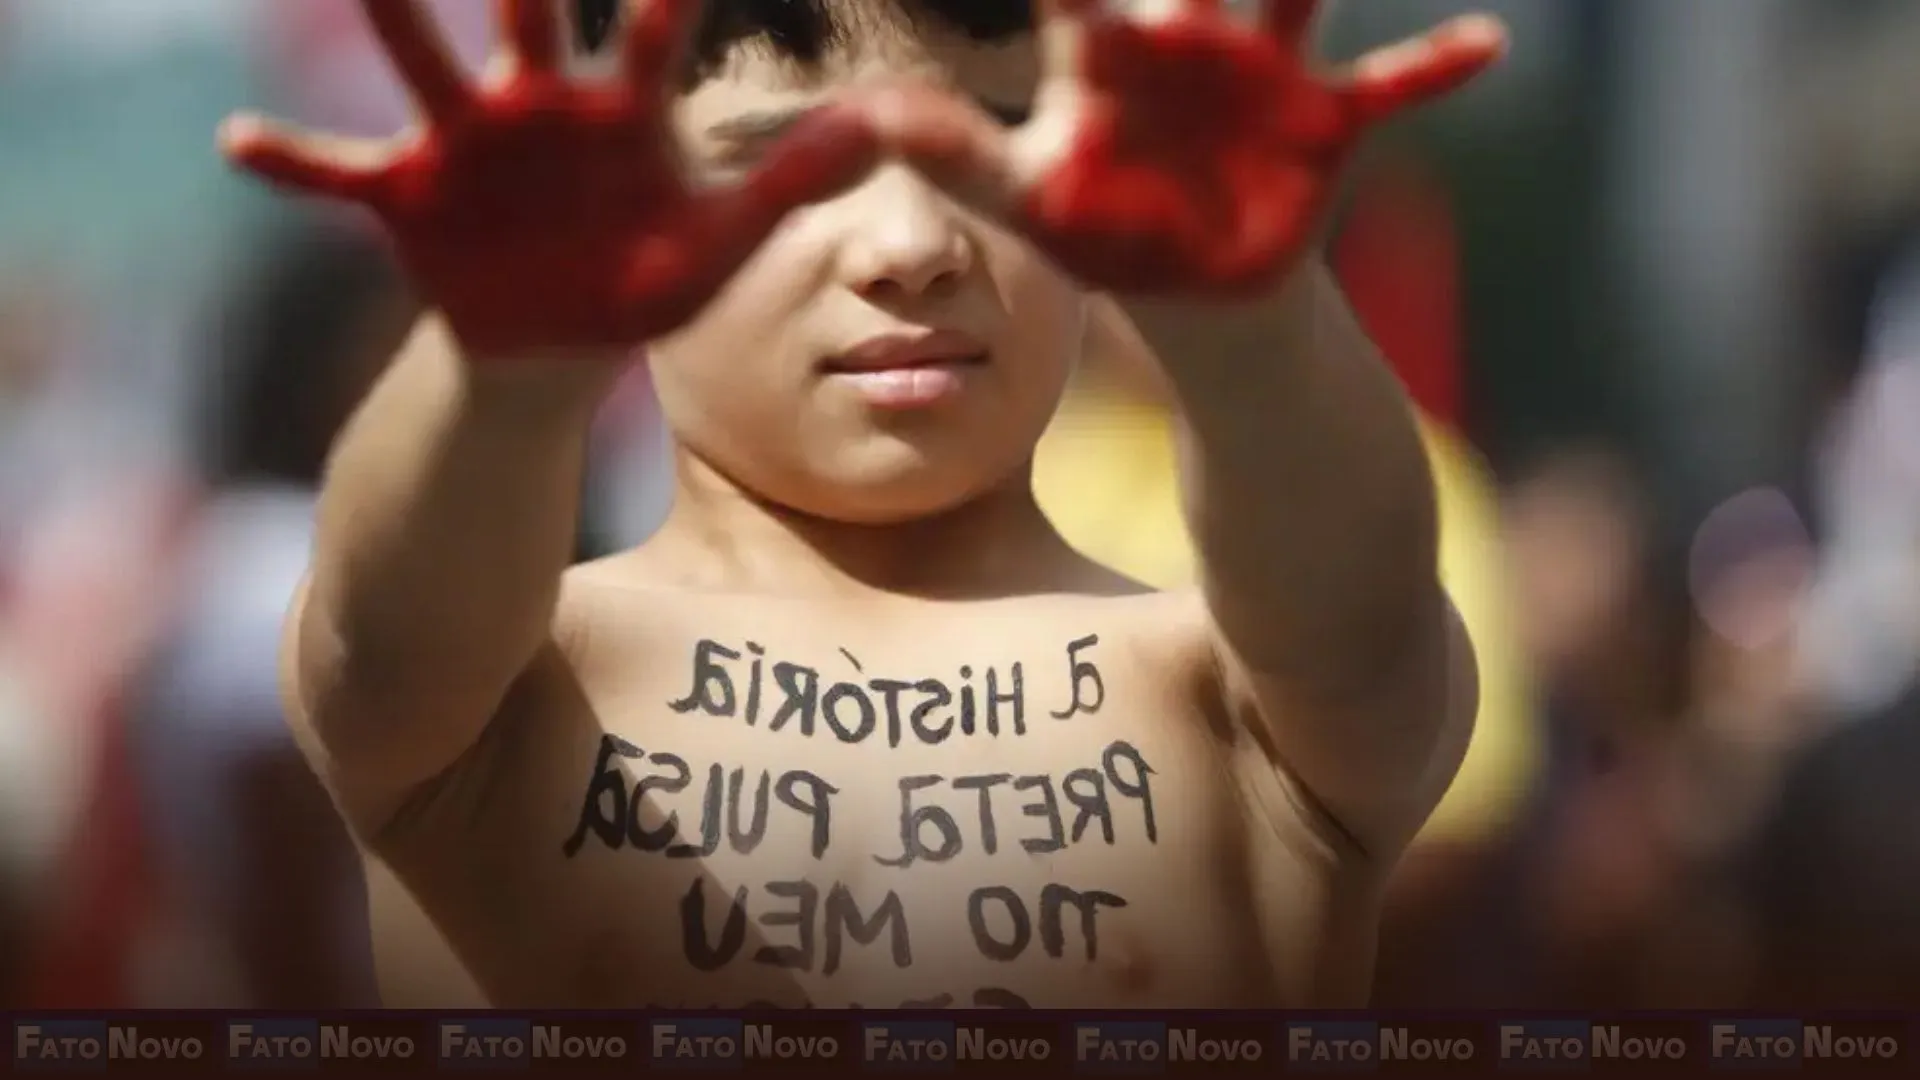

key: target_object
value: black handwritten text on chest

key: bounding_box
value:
[666,636,1105,747]
[562,735,836,859]
[874,742,1156,868]
[559,632,1153,1004]
[563,736,1154,865]
[561,732,1156,993]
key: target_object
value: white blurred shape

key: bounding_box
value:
[1801,243,1920,715]
[1688,486,1813,652]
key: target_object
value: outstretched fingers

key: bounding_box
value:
[1033,0,1100,81]
[623,0,702,101]
[499,0,564,74]
[1261,0,1321,51]
[868,83,1029,215]
[219,115,391,205]
[668,106,882,309]
[359,0,474,122]
[726,104,884,234]
[1341,14,1507,124]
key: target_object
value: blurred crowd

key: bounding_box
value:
[2,0,1918,1010]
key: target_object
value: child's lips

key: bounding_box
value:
[824,357,984,409]
[821,329,988,409]
[823,328,988,374]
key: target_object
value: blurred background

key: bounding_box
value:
[1,0,1917,1010]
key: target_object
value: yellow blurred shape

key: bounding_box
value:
[1035,387,1537,843]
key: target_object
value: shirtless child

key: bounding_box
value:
[220,0,1505,1009]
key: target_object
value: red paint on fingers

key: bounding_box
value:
[499,0,564,73]
[1019,12,1353,294]
[1344,16,1508,122]
[357,0,473,120]
[739,104,885,216]
[623,0,703,95]
[220,118,388,204]
[228,0,881,360]
[1004,3,1504,297]
[1261,0,1320,48]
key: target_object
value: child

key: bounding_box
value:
[222,0,1503,1008]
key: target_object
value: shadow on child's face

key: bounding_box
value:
[641,20,1083,525]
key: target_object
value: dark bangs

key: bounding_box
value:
[575,0,1033,81]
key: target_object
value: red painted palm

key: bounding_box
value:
[221,0,882,357]
[870,0,1505,296]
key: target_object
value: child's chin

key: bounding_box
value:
[797,451,1017,525]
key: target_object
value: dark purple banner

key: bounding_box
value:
[5,1012,1913,1072]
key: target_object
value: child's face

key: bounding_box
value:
[649,21,1085,524]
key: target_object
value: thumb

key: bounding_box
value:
[861,82,1024,216]
[727,101,884,229]
[690,102,883,281]
[219,113,392,205]
[1344,14,1508,125]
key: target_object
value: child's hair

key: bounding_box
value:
[576,0,1034,80]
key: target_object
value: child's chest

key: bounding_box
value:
[537,602,1279,1005]
[567,603,1229,858]
[378,597,1345,1007]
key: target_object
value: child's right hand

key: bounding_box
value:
[220,0,881,361]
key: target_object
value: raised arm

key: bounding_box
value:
[278,320,612,834]
[221,0,879,835]
[1132,265,1471,858]
[872,0,1504,857]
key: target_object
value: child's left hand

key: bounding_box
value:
[867,0,1506,297]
